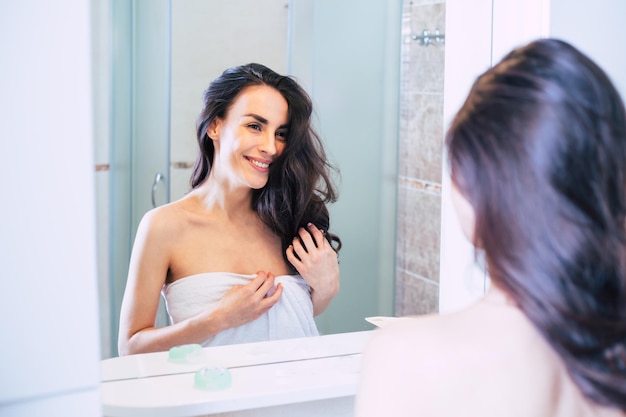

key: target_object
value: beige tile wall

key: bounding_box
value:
[395,0,446,316]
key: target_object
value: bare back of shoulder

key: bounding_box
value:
[359,297,622,417]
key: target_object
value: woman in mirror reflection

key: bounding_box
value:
[356,39,626,416]
[118,63,342,355]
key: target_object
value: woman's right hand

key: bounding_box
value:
[210,271,283,330]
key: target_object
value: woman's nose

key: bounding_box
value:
[259,132,277,155]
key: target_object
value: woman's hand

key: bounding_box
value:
[211,271,283,330]
[286,223,340,315]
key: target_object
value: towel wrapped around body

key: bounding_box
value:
[162,272,319,346]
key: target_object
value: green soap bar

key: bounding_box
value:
[168,344,203,363]
[194,366,232,390]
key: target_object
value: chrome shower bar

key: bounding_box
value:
[411,28,445,46]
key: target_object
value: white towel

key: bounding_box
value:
[162,272,319,346]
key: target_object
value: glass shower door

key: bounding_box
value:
[109,0,171,357]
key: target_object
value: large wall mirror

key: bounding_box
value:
[93,0,626,362]
[96,0,416,358]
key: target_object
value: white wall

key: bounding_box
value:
[440,0,550,313]
[0,0,101,415]
[550,0,626,98]
[439,0,494,313]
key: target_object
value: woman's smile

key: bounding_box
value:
[245,156,271,172]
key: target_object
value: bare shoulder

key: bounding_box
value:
[136,198,194,239]
[357,303,563,417]
[361,313,476,380]
[357,314,471,416]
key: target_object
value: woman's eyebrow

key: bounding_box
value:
[245,113,288,129]
[244,113,268,124]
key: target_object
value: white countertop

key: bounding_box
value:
[100,330,373,417]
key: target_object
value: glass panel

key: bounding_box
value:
[289,0,401,334]
[109,0,171,357]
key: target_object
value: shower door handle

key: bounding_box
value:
[151,172,166,208]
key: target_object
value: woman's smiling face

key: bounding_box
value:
[208,84,289,189]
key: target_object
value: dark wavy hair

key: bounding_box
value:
[192,63,341,269]
[446,39,626,409]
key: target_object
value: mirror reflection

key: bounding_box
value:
[118,62,344,355]
[96,0,446,358]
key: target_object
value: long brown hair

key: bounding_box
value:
[447,39,626,409]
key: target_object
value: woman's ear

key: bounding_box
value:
[207,118,221,140]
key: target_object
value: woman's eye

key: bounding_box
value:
[248,124,261,131]
[276,131,288,142]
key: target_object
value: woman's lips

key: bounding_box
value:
[246,156,271,170]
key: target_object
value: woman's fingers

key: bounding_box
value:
[289,224,335,271]
[248,270,270,291]
[248,271,282,299]
[295,223,326,251]
[291,223,324,262]
[305,223,326,246]
[215,272,282,329]
[264,281,283,303]
[287,224,338,279]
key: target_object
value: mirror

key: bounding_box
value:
[96,0,445,358]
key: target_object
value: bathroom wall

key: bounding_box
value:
[288,0,400,332]
[168,0,289,201]
[550,0,626,98]
[439,0,493,313]
[2,0,101,413]
[395,0,446,315]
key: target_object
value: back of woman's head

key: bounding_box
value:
[193,63,341,264]
[446,38,626,408]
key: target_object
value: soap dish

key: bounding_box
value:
[168,344,203,363]
[195,366,232,390]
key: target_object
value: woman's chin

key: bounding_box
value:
[248,178,269,190]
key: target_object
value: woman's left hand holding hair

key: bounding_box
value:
[287,223,340,315]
